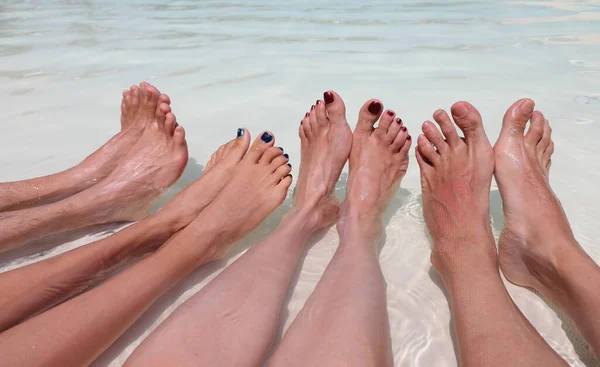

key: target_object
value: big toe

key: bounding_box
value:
[500,98,535,138]
[355,99,383,137]
[225,128,251,164]
[450,101,489,144]
[324,90,348,126]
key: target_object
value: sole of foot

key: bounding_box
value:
[415,102,496,271]
[494,98,579,289]
[338,98,412,244]
[185,131,293,260]
[294,91,353,230]
[94,98,189,223]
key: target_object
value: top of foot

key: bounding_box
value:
[295,91,353,230]
[494,99,577,289]
[416,102,495,270]
[339,99,412,242]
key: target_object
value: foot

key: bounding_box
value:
[416,102,496,272]
[156,128,252,232]
[494,99,579,289]
[79,82,170,180]
[185,132,293,260]
[338,99,412,243]
[294,91,353,230]
[91,101,189,222]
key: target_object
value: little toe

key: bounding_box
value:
[245,131,275,163]
[524,111,545,148]
[450,101,489,145]
[417,134,440,166]
[355,99,383,137]
[391,124,409,152]
[500,98,535,139]
[323,90,347,126]
[422,120,448,153]
[433,109,461,147]
[398,134,412,156]
[385,117,403,145]
[173,124,187,148]
[260,146,284,165]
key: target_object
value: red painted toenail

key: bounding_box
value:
[316,100,321,105]
[368,101,382,115]
[324,92,334,104]
[305,112,310,117]
[402,126,407,132]
[407,135,412,140]
[311,105,315,110]
[396,118,402,124]
[387,110,395,116]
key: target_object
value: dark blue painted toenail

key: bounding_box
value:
[174,122,180,128]
[237,128,244,137]
[261,132,273,143]
[279,147,284,151]
[287,163,292,167]
[283,153,289,159]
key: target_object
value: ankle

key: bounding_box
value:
[431,231,498,278]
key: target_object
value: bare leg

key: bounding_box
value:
[495,99,600,357]
[0,130,250,332]
[0,132,292,367]
[126,91,352,367]
[270,99,411,367]
[0,83,169,212]
[417,102,567,366]
[0,101,188,253]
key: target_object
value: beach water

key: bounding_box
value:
[1,0,600,365]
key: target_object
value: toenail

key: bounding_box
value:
[452,103,469,118]
[283,153,289,159]
[279,147,284,151]
[402,126,407,132]
[387,110,395,116]
[237,128,244,137]
[174,122,180,128]
[261,132,273,143]
[519,99,535,115]
[311,105,315,110]
[316,100,321,105]
[305,112,310,117]
[324,92,334,104]
[407,135,412,140]
[368,101,382,115]
[396,118,402,124]
[287,163,291,167]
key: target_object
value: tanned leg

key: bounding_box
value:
[270,99,411,367]
[125,91,352,367]
[417,101,567,366]
[0,83,169,212]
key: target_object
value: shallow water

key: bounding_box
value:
[1,0,600,366]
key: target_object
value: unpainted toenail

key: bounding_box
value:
[518,99,535,115]
[368,101,382,115]
[324,92,334,104]
[452,103,469,118]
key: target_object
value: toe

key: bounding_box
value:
[270,154,290,171]
[245,131,275,163]
[302,112,312,138]
[417,134,440,166]
[500,98,535,139]
[450,101,489,145]
[140,82,160,106]
[379,109,396,132]
[273,162,293,182]
[524,111,545,148]
[355,99,383,137]
[422,120,448,153]
[536,118,552,162]
[314,100,328,129]
[159,93,171,105]
[308,108,318,129]
[277,175,293,200]
[398,134,412,156]
[324,90,347,126]
[221,128,251,166]
[172,120,186,146]
[157,102,171,119]
[164,114,177,136]
[415,145,434,175]
[385,117,403,145]
[260,146,284,165]
[433,109,461,147]
[391,124,409,152]
[130,86,140,107]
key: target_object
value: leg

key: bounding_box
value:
[0,101,188,253]
[0,130,250,332]
[0,132,292,366]
[417,102,567,366]
[0,83,169,212]
[495,99,600,356]
[270,100,411,367]
[126,91,352,367]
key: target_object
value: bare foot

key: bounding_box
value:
[494,99,579,289]
[184,131,293,260]
[157,128,252,232]
[294,91,353,230]
[79,82,171,181]
[416,102,496,271]
[339,99,412,243]
[92,101,189,222]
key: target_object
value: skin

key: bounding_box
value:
[0,132,292,367]
[269,98,411,367]
[495,99,600,358]
[125,90,353,367]
[0,130,251,332]
[416,101,568,366]
[0,87,188,254]
[0,83,170,212]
